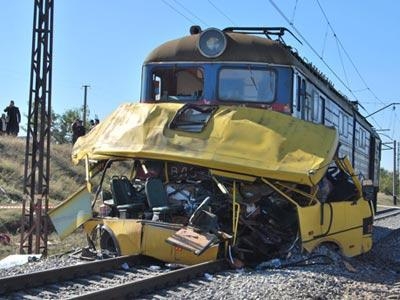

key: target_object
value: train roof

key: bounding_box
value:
[72,103,338,186]
[144,30,294,65]
[144,27,378,136]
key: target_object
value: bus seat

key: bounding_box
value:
[145,177,174,221]
[110,176,145,218]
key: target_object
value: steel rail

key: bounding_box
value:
[374,207,400,221]
[71,259,228,299]
[0,254,144,294]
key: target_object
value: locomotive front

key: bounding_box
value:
[48,27,374,266]
[140,27,293,113]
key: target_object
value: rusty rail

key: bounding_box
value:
[0,254,143,294]
[72,259,228,299]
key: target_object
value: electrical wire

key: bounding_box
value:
[268,0,392,133]
[334,36,350,87]
[315,0,385,108]
[267,0,359,103]
[321,22,329,59]
[207,0,236,26]
[290,0,299,25]
[161,0,196,24]
[172,0,210,27]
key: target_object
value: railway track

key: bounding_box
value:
[0,254,228,299]
[374,206,400,221]
[1,207,398,299]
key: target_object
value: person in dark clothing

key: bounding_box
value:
[71,119,86,144]
[89,119,95,130]
[3,100,21,136]
[76,120,86,138]
[0,113,7,135]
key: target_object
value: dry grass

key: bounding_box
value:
[0,136,397,260]
[377,192,399,207]
[0,136,86,259]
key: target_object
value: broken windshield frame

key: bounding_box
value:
[149,66,204,102]
[218,66,276,103]
[169,104,218,133]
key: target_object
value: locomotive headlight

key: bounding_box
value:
[198,28,227,58]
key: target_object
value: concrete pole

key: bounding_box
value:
[394,140,397,205]
[82,85,90,127]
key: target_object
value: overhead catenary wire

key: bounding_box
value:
[315,0,386,107]
[268,0,390,132]
[315,3,400,146]
[207,0,236,26]
[161,0,196,24]
[290,0,299,25]
[267,0,360,104]
[172,0,210,28]
[320,22,329,59]
[334,37,350,87]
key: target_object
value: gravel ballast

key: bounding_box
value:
[1,214,399,299]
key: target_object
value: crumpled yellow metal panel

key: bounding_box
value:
[298,198,373,256]
[72,103,338,186]
[48,186,92,240]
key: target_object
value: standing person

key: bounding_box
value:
[71,118,80,144]
[89,119,95,130]
[0,113,7,135]
[3,100,21,136]
[71,119,86,144]
[76,119,86,139]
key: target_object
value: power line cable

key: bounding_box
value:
[207,0,236,26]
[161,0,196,24]
[314,0,393,138]
[315,0,385,106]
[290,0,299,25]
[334,37,349,87]
[172,0,210,27]
[267,0,359,103]
[321,22,329,59]
[267,0,389,132]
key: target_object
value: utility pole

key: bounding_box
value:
[21,0,54,255]
[394,140,397,205]
[82,84,90,127]
[396,142,400,205]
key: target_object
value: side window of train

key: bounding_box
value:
[358,128,366,148]
[296,75,302,112]
[301,79,307,116]
[311,91,324,124]
[153,68,204,102]
[339,111,349,138]
[153,75,161,101]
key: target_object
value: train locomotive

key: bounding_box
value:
[49,27,377,266]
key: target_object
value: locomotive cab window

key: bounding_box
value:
[151,67,204,102]
[218,67,276,103]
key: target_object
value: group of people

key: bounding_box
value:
[1,100,21,136]
[71,117,99,144]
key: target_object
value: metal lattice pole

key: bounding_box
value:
[20,0,54,255]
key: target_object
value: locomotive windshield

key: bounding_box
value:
[150,66,204,102]
[218,67,276,103]
[141,63,278,104]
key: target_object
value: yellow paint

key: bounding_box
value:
[83,219,218,264]
[72,103,338,186]
[48,186,92,240]
[298,198,372,256]
[142,223,218,264]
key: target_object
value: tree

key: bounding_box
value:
[51,108,81,144]
[379,167,400,196]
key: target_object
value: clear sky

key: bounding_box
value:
[0,1,399,171]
